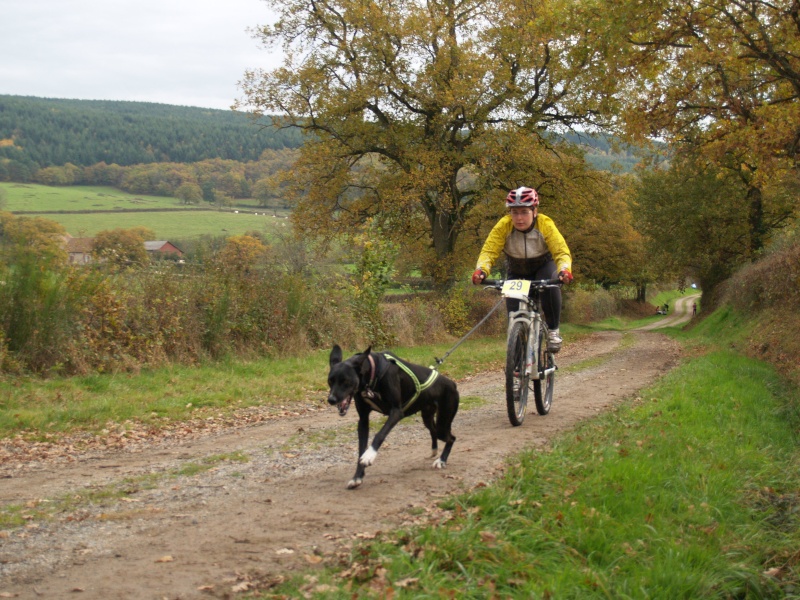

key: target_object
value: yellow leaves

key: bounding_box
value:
[217,235,268,272]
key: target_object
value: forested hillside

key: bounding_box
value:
[0,95,302,174]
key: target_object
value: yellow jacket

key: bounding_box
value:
[476,213,572,278]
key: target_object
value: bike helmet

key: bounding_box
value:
[505,187,539,208]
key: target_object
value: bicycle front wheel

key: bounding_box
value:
[533,325,555,415]
[506,321,529,426]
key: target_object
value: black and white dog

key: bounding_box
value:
[327,345,459,489]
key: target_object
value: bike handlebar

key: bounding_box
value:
[482,278,563,289]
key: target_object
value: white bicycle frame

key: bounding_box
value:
[503,280,556,381]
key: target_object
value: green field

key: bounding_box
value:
[32,209,290,239]
[0,182,291,240]
[1,183,182,211]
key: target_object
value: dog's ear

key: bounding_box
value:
[356,347,372,376]
[330,344,343,367]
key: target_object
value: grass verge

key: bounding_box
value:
[0,338,506,439]
[256,339,800,597]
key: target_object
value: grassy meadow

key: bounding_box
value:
[31,209,290,240]
[1,183,182,211]
[0,182,291,240]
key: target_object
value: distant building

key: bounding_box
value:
[62,235,184,264]
[144,241,184,258]
[63,235,94,264]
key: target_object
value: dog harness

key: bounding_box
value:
[362,353,439,415]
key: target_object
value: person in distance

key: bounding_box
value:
[471,186,573,351]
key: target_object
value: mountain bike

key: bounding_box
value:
[484,278,561,426]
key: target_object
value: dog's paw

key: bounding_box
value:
[432,458,447,469]
[359,447,378,466]
[430,449,439,458]
[347,477,363,489]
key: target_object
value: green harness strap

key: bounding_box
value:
[384,354,439,413]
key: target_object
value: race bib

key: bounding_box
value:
[501,279,530,300]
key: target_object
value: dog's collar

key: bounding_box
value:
[359,353,384,411]
[367,353,377,389]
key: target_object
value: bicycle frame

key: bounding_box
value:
[507,302,542,379]
[484,277,561,425]
[498,279,559,380]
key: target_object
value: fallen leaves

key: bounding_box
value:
[0,403,320,472]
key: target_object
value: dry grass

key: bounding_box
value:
[714,239,800,387]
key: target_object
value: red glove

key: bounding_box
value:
[558,269,573,284]
[472,268,486,285]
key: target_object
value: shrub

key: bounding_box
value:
[562,286,618,324]
[720,238,800,311]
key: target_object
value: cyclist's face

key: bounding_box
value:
[509,207,535,230]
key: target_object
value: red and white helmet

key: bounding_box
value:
[505,187,539,208]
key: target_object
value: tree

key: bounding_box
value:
[176,182,203,205]
[251,178,275,208]
[568,175,652,295]
[610,0,800,255]
[128,226,156,241]
[0,212,67,266]
[239,0,622,286]
[92,228,149,269]
[217,235,267,273]
[632,157,795,296]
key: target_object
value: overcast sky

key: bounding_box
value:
[0,0,282,111]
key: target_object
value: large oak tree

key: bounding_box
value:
[239,0,621,285]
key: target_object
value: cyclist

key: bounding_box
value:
[471,186,573,351]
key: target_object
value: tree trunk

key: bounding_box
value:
[636,281,647,303]
[425,201,460,290]
[747,185,764,255]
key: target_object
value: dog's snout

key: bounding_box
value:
[327,393,338,405]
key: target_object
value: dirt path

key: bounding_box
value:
[0,314,690,599]
[636,293,700,331]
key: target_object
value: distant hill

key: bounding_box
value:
[0,95,303,172]
[0,95,647,181]
[561,132,645,173]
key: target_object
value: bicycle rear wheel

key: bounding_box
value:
[533,324,555,415]
[505,321,529,426]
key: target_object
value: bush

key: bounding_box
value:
[383,296,450,348]
[562,286,618,324]
[713,237,800,386]
[719,238,800,311]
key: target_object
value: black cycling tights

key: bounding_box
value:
[505,260,561,330]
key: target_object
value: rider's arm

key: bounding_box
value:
[475,216,514,277]
[537,214,572,274]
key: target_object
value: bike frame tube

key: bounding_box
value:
[508,300,542,380]
[493,278,561,382]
